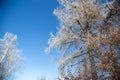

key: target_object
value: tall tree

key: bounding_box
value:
[46,0,120,80]
[0,33,22,80]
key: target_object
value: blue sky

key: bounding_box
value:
[0,0,59,80]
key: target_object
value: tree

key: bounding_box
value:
[37,76,47,80]
[46,0,120,80]
[0,32,22,80]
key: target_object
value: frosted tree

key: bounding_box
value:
[46,0,120,80]
[0,33,22,80]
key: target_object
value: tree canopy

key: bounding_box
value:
[46,0,120,80]
[0,33,22,80]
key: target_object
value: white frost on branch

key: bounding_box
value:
[0,32,22,80]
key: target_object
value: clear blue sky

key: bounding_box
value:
[0,0,59,80]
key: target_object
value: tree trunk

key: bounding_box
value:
[86,27,98,80]
[88,49,98,80]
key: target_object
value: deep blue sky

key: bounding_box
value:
[0,0,59,80]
